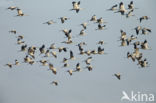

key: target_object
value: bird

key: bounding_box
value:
[85,57,92,65]
[63,63,69,67]
[76,63,81,72]
[90,15,97,22]
[129,35,137,41]
[51,51,57,58]
[138,58,148,68]
[44,50,50,57]
[9,30,16,34]
[67,69,73,76]
[16,8,27,16]
[97,46,104,54]
[120,39,127,46]
[140,40,150,50]
[134,49,141,60]
[133,41,140,49]
[17,35,24,39]
[49,43,56,49]
[5,63,13,68]
[62,58,68,63]
[58,47,67,52]
[114,73,121,80]
[14,59,20,65]
[39,45,46,54]
[141,28,151,35]
[69,50,75,60]
[135,26,142,35]
[130,52,136,62]
[61,39,73,44]
[120,30,127,40]
[96,17,105,24]
[97,40,105,45]
[51,81,58,86]
[139,16,150,23]
[27,46,36,58]
[49,63,57,75]
[24,55,32,63]
[43,20,56,25]
[38,60,48,66]
[28,60,35,65]
[85,50,92,56]
[96,24,106,30]
[77,44,84,53]
[7,6,17,10]
[17,38,25,45]
[81,22,88,29]
[21,44,27,51]
[91,50,98,55]
[116,2,126,15]
[86,65,93,71]
[126,9,134,18]
[71,1,82,13]
[61,29,72,39]
[127,52,132,59]
[128,1,134,10]
[107,4,118,11]
[59,17,69,23]
[79,29,86,36]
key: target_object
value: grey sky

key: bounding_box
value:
[0,0,156,103]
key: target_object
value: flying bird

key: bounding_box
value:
[114,73,121,80]
[51,81,58,86]
[70,50,75,60]
[59,17,69,23]
[7,6,17,10]
[9,30,16,34]
[71,1,82,13]
[107,4,118,11]
[128,1,134,10]
[49,63,57,75]
[43,20,56,25]
[90,15,97,22]
[139,16,150,23]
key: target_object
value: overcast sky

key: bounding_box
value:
[0,0,156,103]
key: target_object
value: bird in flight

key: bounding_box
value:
[43,20,56,25]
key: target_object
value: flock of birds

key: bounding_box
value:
[4,1,152,86]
